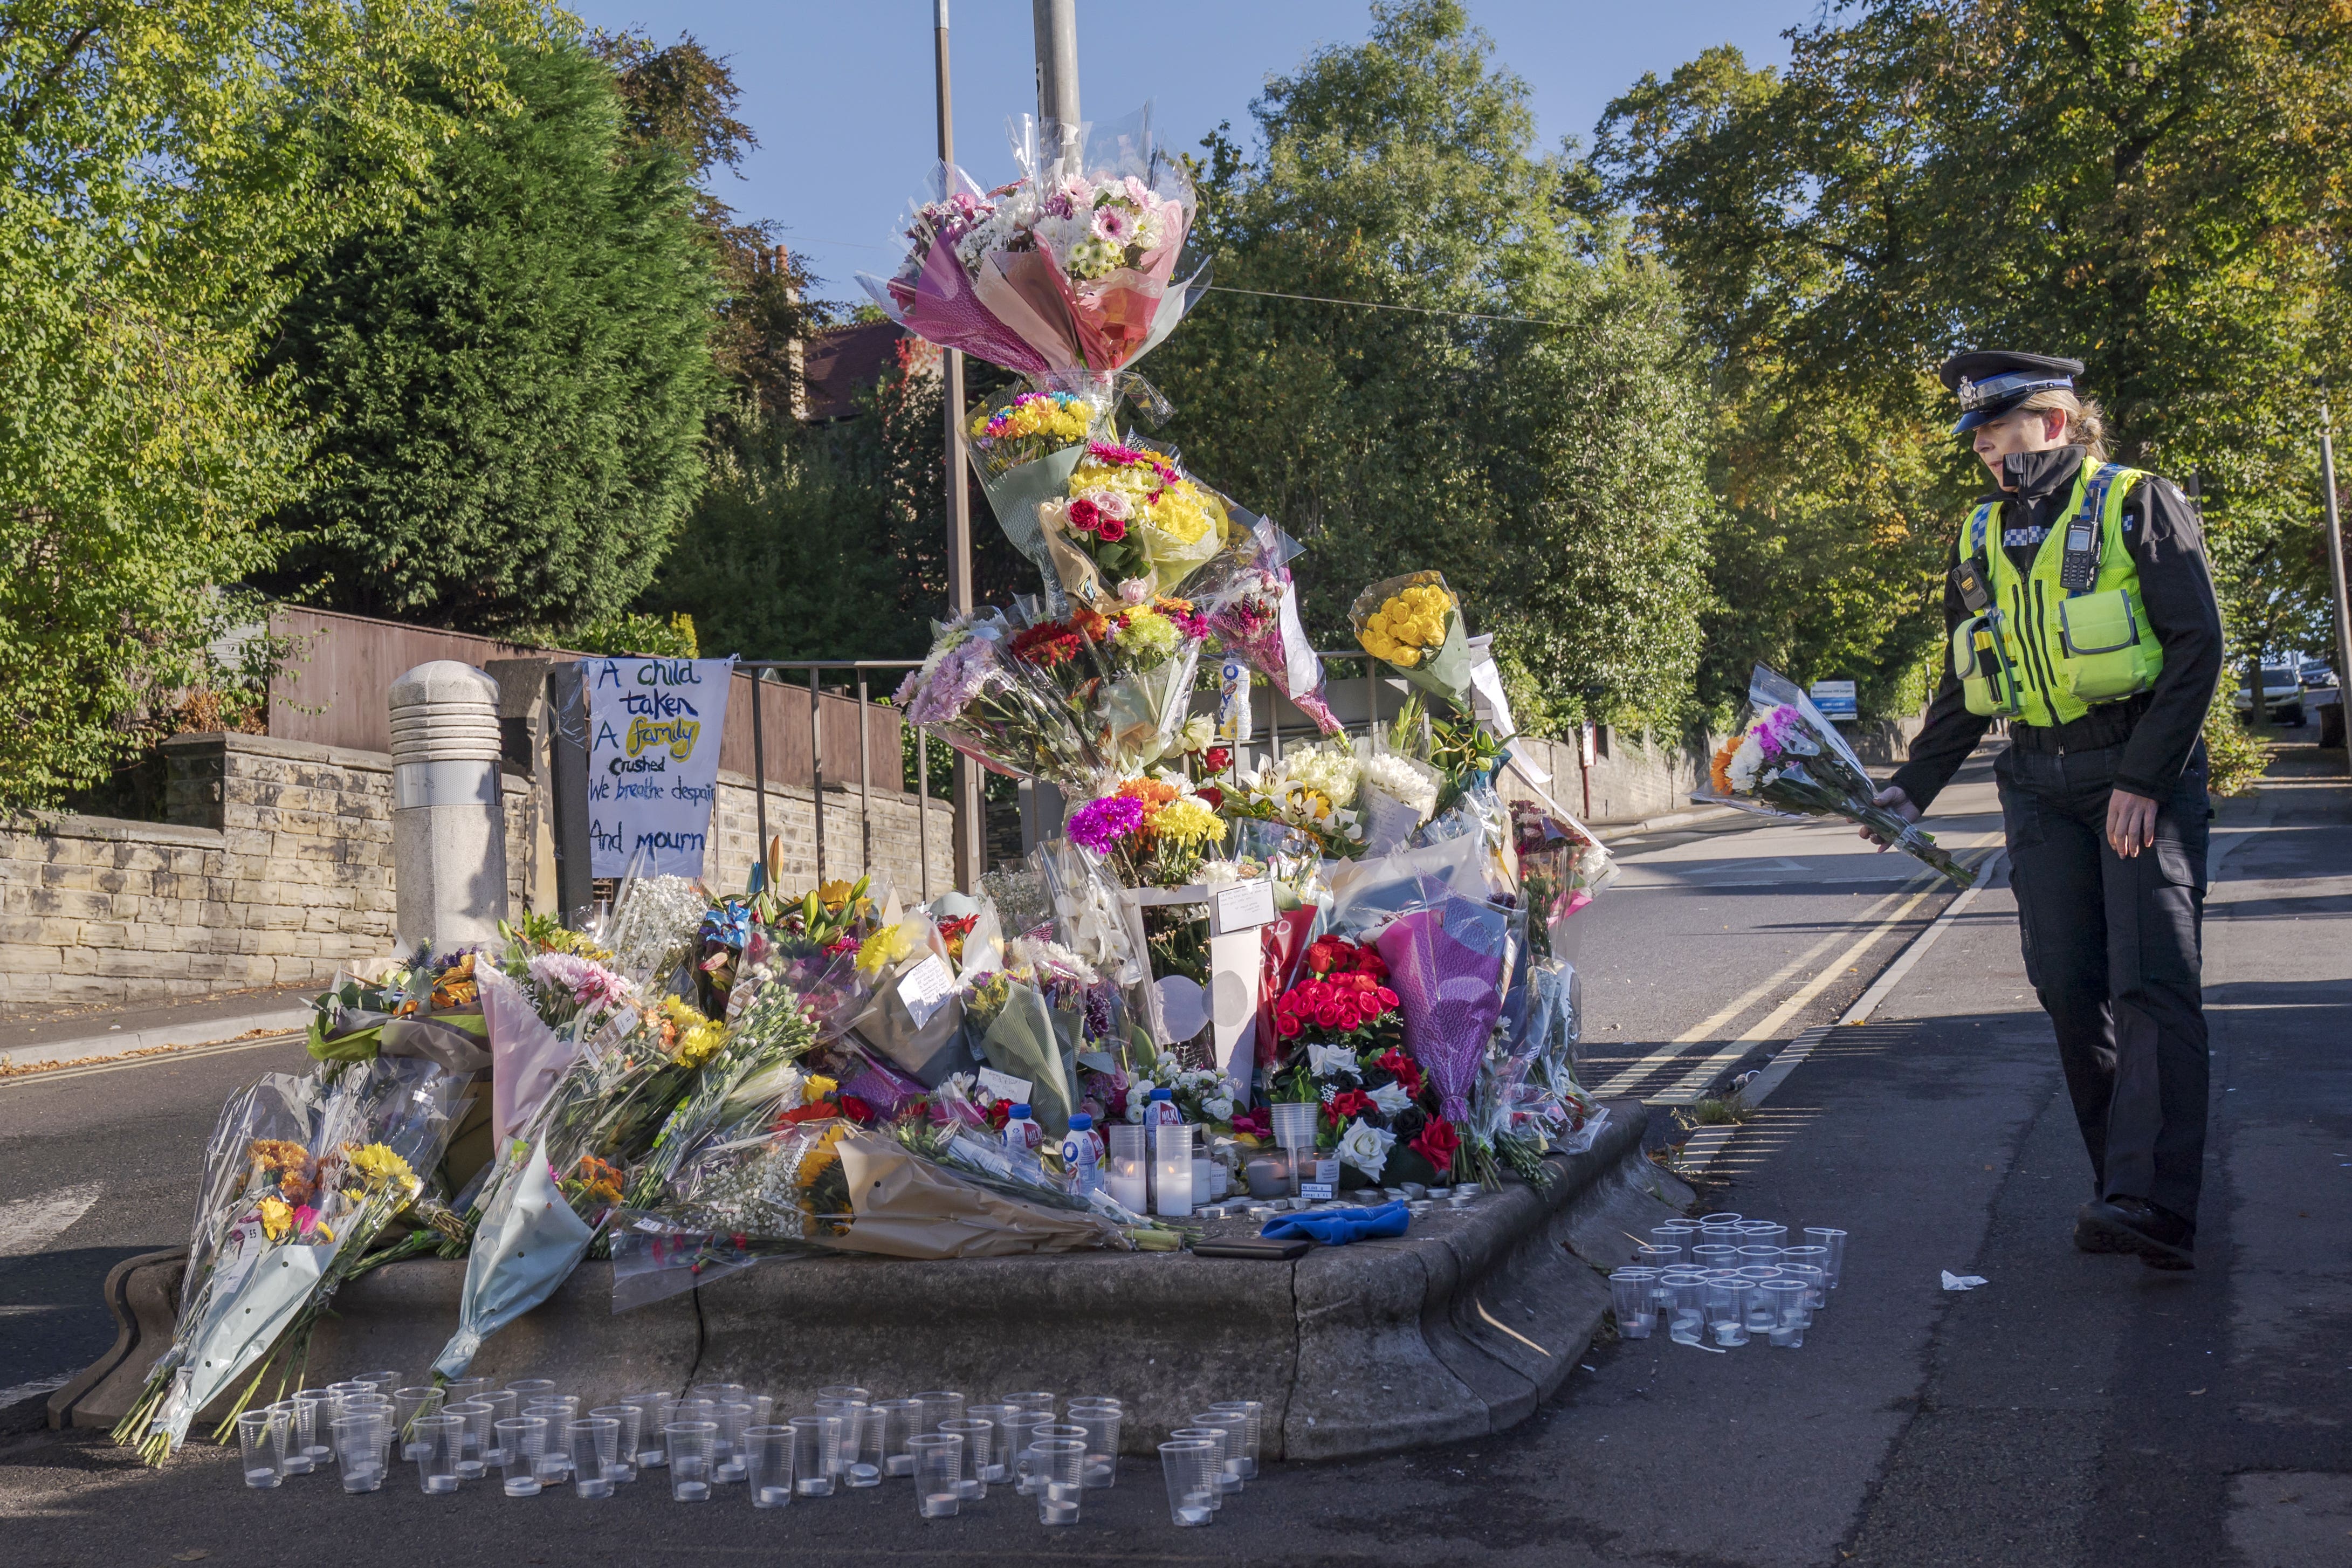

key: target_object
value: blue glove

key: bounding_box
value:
[1260,1200,1409,1246]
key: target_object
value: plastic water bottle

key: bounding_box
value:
[1144,1087,1181,1127]
[1003,1104,1043,1177]
[1060,1113,1103,1195]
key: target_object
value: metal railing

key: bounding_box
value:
[739,659,937,900]
[737,647,1419,902]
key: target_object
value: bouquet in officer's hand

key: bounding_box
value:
[1695,665,1974,889]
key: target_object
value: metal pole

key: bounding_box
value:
[916,730,933,902]
[936,0,985,891]
[808,667,825,886]
[2323,394,2352,769]
[1033,0,1081,169]
[748,668,769,884]
[856,669,873,881]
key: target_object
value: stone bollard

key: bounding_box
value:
[389,661,510,952]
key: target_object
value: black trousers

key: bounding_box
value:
[1996,738,2210,1226]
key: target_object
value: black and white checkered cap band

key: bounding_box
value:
[1957,370,2074,411]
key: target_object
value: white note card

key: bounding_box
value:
[976,1066,1033,1106]
[1212,879,1278,934]
[896,953,954,1028]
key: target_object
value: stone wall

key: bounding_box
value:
[1503,715,1928,831]
[1,732,953,1016]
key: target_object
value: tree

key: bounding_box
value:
[260,37,722,633]
[0,0,547,811]
[1153,0,1714,731]
[1594,2,2352,716]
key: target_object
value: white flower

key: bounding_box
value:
[1367,1080,1414,1117]
[1125,1099,1147,1124]
[1361,752,1439,819]
[1336,1118,1397,1180]
[1727,734,1766,793]
[1306,1043,1360,1079]
[1177,714,1215,755]
[1203,1096,1235,1123]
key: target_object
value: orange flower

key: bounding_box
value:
[1709,735,1741,795]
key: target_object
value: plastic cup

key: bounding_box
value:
[1632,1243,1682,1272]
[1743,1221,1788,1248]
[745,1423,794,1507]
[1696,1212,1743,1225]
[625,1392,675,1468]
[712,1400,754,1483]
[496,1416,550,1497]
[1064,1402,1120,1489]
[1689,1243,1739,1272]
[1205,1401,1263,1480]
[665,1420,717,1502]
[1187,1413,1248,1493]
[1735,1244,1783,1270]
[505,1378,556,1404]
[1003,1390,1056,1417]
[393,1386,445,1459]
[1760,1278,1811,1346]
[873,1398,921,1477]
[566,1417,620,1497]
[258,1401,308,1477]
[1161,1439,1219,1525]
[1661,1270,1709,1345]
[1743,1276,1783,1332]
[237,1408,287,1488]
[446,1400,494,1481]
[288,1389,334,1471]
[334,1395,392,1471]
[354,1370,401,1396]
[1609,1267,1661,1338]
[411,1413,463,1494]
[912,1390,965,1433]
[332,1415,383,1493]
[590,1405,641,1482]
[1027,1436,1085,1525]
[840,1406,884,1487]
[996,1408,1048,1493]
[965,1405,1022,1483]
[442,1376,491,1405]
[1703,1274,1751,1347]
[1168,1428,1233,1508]
[475,1390,517,1463]
[788,1415,842,1498]
[1805,1227,1848,1287]
[816,1384,870,1403]
[1649,1222,1700,1253]
[939,1418,993,1499]
[692,1381,747,1405]
[910,1432,964,1518]
[1782,1256,1830,1311]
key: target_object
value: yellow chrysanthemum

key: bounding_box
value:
[803,1075,838,1100]
[1152,797,1227,848]
[344,1143,416,1191]
[257,1195,293,1242]
[856,924,915,979]
[1112,607,1179,660]
[675,1019,727,1069]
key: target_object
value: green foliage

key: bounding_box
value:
[2203,690,2268,798]
[1594,2,2352,717]
[563,612,698,659]
[0,0,550,812]
[262,38,724,634]
[1152,0,1714,732]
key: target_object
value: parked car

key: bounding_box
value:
[2301,661,2338,689]
[2234,665,2306,727]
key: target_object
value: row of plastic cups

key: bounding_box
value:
[1612,1266,1820,1348]
[1650,1221,1848,1287]
[1633,1242,1835,1302]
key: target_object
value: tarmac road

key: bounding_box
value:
[4,746,2345,1565]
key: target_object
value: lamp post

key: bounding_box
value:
[933,1,984,889]
[2323,391,2352,768]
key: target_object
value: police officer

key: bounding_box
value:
[1870,352,2224,1269]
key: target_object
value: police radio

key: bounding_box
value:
[2058,517,2101,592]
[1952,558,1993,615]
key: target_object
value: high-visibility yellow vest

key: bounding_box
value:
[1950,462,2165,726]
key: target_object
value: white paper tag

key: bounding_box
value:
[1468,652,1516,735]
[1299,1182,1338,1201]
[976,1066,1033,1106]
[896,953,954,1028]
[1361,787,1422,855]
[1211,879,1277,934]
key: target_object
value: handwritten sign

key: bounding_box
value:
[896,953,955,1029]
[586,657,735,878]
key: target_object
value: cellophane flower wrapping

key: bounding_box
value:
[128,1059,460,1459]
[1003,595,1206,778]
[968,372,1173,594]
[1695,663,1975,889]
[1374,877,1512,1161]
[1036,441,1234,610]
[605,865,713,994]
[1510,801,1616,961]
[1192,512,1342,735]
[858,107,1205,376]
[895,609,1104,789]
[609,1122,1142,1306]
[1352,571,1475,713]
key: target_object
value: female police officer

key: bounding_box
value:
[1869,351,2223,1270]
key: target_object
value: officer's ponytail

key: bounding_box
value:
[2018,389,2112,464]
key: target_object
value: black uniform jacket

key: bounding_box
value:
[1889,445,2225,809]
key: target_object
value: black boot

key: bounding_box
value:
[2078,1197,2195,1270]
[2072,1203,2135,1254]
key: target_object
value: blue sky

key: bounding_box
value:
[566,2,1826,303]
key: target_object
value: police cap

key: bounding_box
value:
[1938,350,2084,434]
